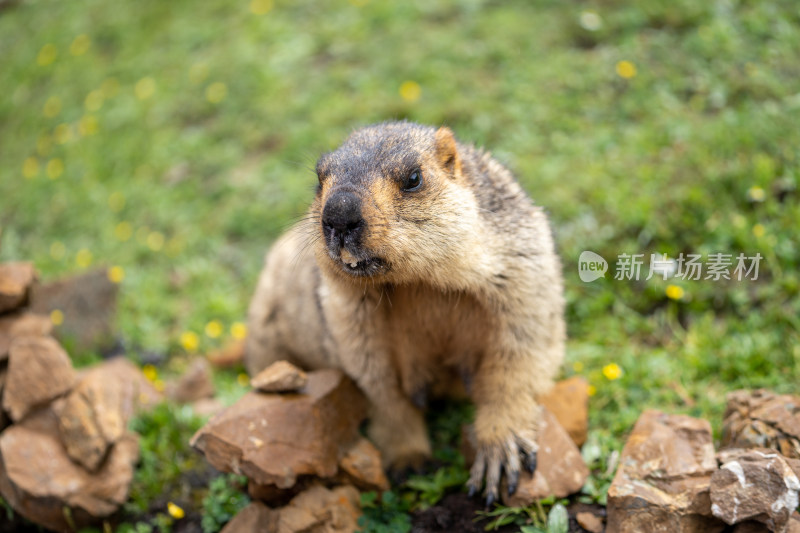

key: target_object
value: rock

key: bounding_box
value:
[30,267,118,353]
[722,389,800,459]
[0,262,36,313]
[192,397,226,418]
[338,437,389,492]
[2,336,76,422]
[191,369,367,489]
[55,365,128,472]
[576,511,604,533]
[94,356,163,413]
[251,360,308,393]
[220,501,278,533]
[208,339,245,368]
[0,311,52,361]
[0,408,139,532]
[606,410,725,533]
[710,448,800,532]
[541,376,589,447]
[277,484,361,533]
[498,408,589,506]
[167,358,216,403]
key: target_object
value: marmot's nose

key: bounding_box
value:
[322,191,364,241]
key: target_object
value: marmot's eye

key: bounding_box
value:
[402,169,423,192]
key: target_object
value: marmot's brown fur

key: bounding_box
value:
[245,121,565,504]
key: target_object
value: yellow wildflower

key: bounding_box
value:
[51,309,64,326]
[747,186,765,202]
[206,82,227,103]
[205,320,223,338]
[399,81,421,102]
[23,157,39,179]
[135,77,156,100]
[46,158,64,179]
[587,384,597,396]
[147,231,165,251]
[167,502,185,520]
[37,44,57,66]
[78,115,99,136]
[108,192,125,212]
[142,364,158,382]
[114,221,133,241]
[616,60,637,79]
[237,373,250,387]
[752,224,765,238]
[180,331,199,352]
[665,284,684,301]
[54,123,73,144]
[70,34,91,56]
[250,0,272,15]
[75,248,93,268]
[108,266,125,284]
[230,322,247,340]
[572,361,584,372]
[602,363,622,381]
[43,96,62,118]
[100,77,120,98]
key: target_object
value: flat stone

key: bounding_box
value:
[541,376,589,447]
[487,408,588,506]
[722,389,800,459]
[277,484,361,533]
[252,360,308,393]
[94,356,164,415]
[191,369,367,489]
[710,448,800,531]
[606,410,725,533]
[2,335,76,422]
[30,268,118,353]
[207,339,245,368]
[576,511,604,533]
[167,358,215,403]
[338,437,389,492]
[220,501,278,533]
[0,408,139,532]
[55,365,128,472]
[0,262,36,313]
[0,311,52,361]
[192,397,226,419]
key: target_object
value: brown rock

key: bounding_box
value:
[499,408,589,506]
[0,262,36,313]
[252,360,308,393]
[55,366,128,472]
[167,358,216,403]
[710,448,800,532]
[30,268,118,353]
[0,311,52,361]
[208,339,245,368]
[606,410,725,533]
[338,437,389,492]
[722,389,800,459]
[0,408,139,532]
[791,513,800,533]
[192,397,226,418]
[95,356,163,414]
[576,511,604,533]
[541,376,589,447]
[191,369,367,488]
[2,336,76,421]
[277,484,361,533]
[220,501,278,533]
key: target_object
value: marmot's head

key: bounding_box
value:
[311,122,480,285]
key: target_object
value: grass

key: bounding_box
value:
[1,0,799,530]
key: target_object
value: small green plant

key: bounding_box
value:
[357,491,412,533]
[403,464,469,510]
[201,474,250,533]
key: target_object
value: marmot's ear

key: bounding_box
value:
[434,126,461,176]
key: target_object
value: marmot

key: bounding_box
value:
[245,121,565,505]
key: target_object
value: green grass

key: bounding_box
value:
[2,0,799,530]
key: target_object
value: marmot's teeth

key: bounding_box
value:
[350,262,358,268]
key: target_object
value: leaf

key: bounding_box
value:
[546,503,568,533]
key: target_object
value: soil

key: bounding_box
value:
[411,495,607,533]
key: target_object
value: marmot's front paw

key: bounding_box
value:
[466,429,538,507]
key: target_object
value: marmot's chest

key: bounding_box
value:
[383,285,492,377]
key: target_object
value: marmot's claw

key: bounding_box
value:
[485,491,496,509]
[524,450,538,474]
[467,483,478,498]
[506,468,519,496]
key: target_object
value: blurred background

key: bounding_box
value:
[1,0,798,480]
